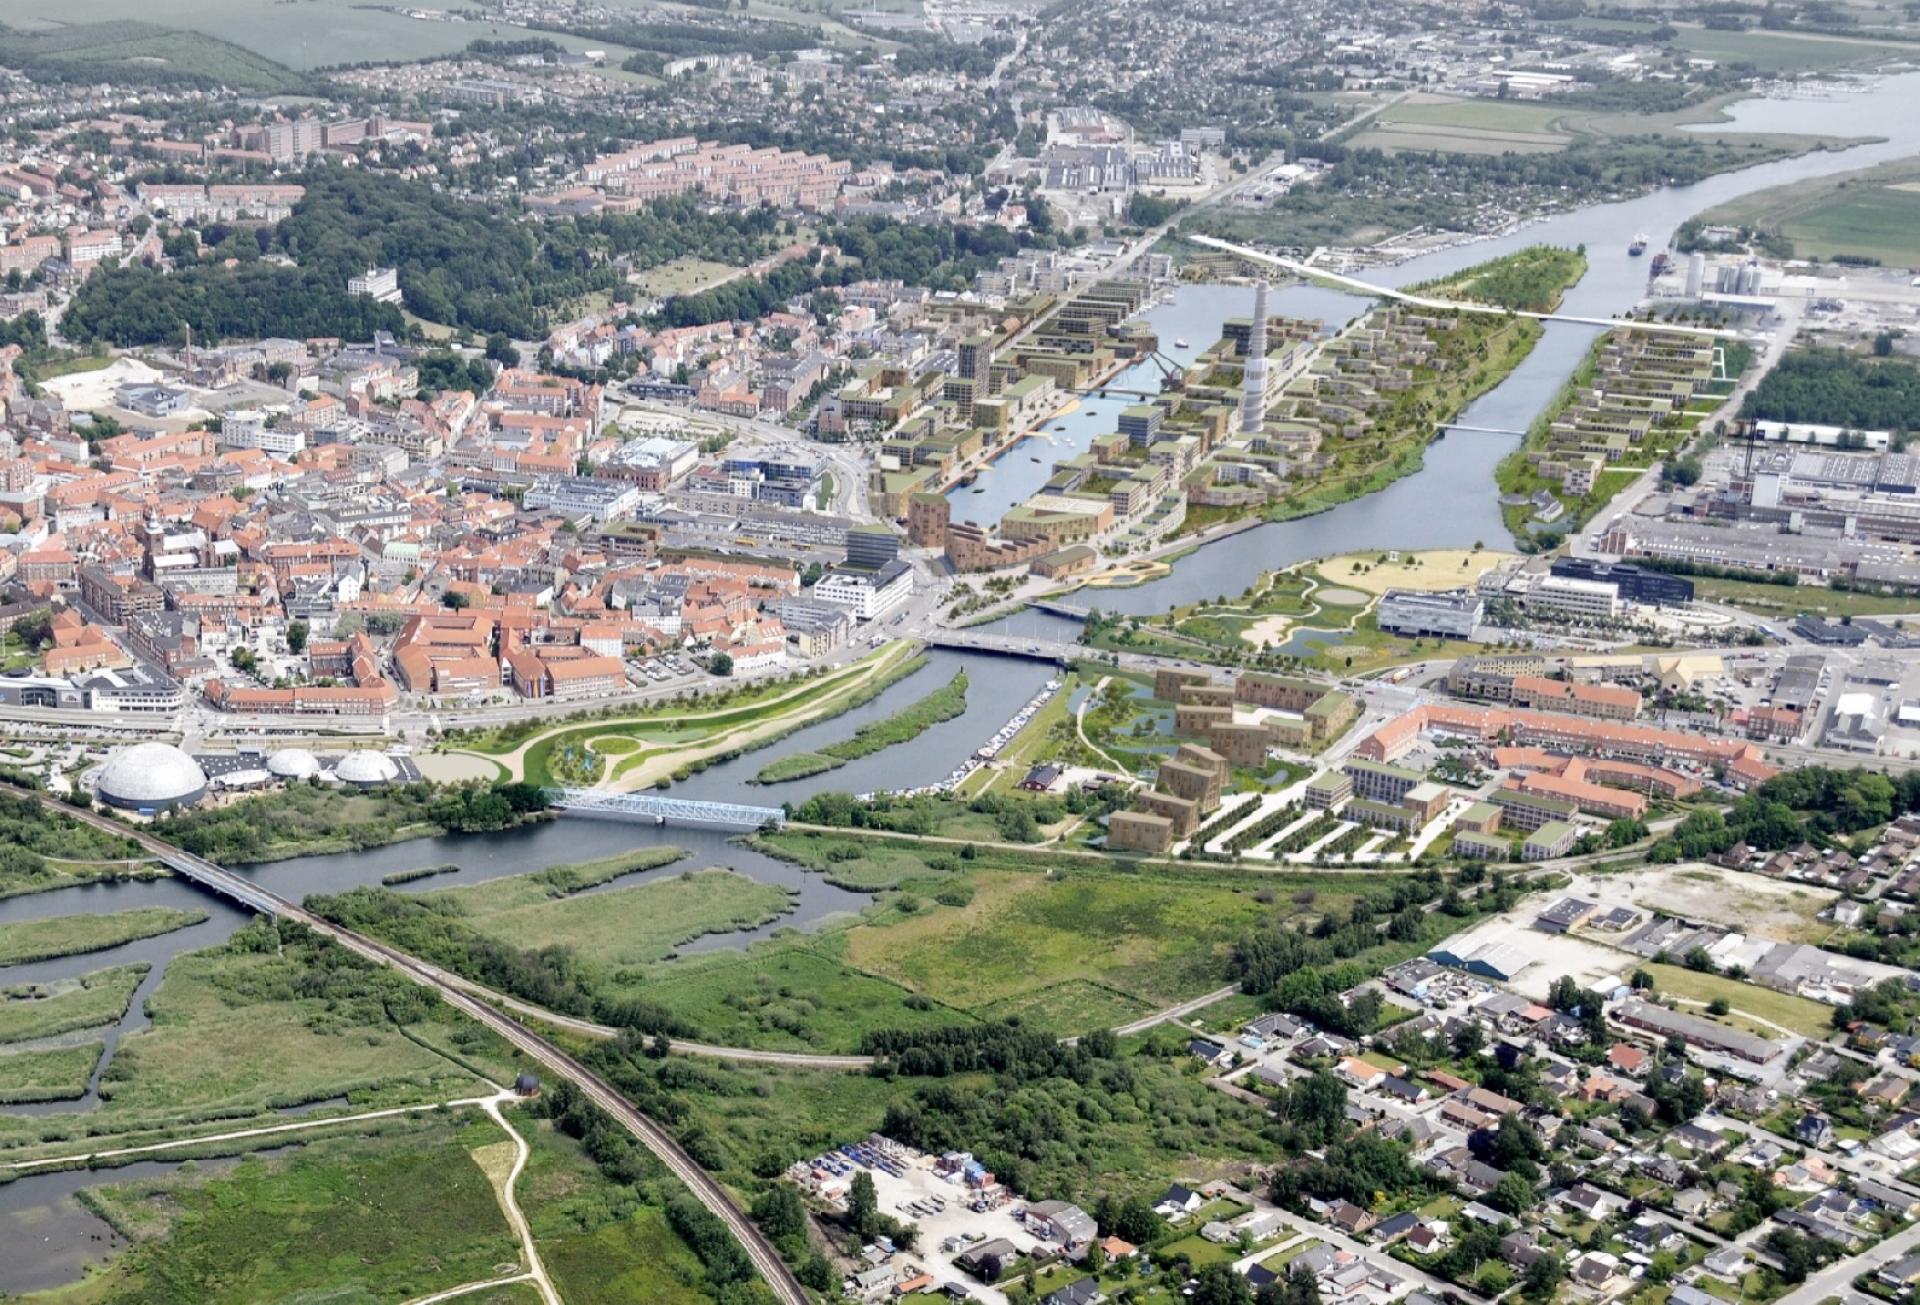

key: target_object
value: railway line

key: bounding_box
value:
[22,791,812,1305]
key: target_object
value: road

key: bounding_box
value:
[31,794,812,1305]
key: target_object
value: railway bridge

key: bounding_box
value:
[22,792,810,1305]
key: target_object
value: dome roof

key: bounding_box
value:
[267,747,320,778]
[96,743,207,807]
[334,751,399,784]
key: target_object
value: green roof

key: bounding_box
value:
[1345,757,1422,783]
[1305,770,1349,793]
[1489,788,1578,816]
[1526,820,1576,847]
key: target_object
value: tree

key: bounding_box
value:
[709,652,734,677]
[443,590,471,610]
[286,619,309,654]
[848,1169,878,1238]
[1190,1263,1256,1305]
[751,1184,807,1242]
[1489,1171,1537,1215]
[1521,1254,1564,1299]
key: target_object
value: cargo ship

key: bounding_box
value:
[1649,250,1672,278]
[1628,233,1649,256]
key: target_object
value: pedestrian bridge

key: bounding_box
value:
[550,789,785,830]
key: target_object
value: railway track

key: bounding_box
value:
[26,793,811,1305]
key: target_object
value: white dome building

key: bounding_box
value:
[95,743,208,812]
[333,751,400,788]
[267,748,321,780]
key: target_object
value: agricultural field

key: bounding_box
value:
[1350,96,1574,155]
[1698,161,1920,267]
[35,1117,523,1304]
[1668,24,1915,74]
[1,2,476,71]
[0,19,305,91]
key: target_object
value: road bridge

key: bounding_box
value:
[550,789,784,829]
[26,793,810,1305]
[926,631,1080,661]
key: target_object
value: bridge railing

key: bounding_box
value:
[548,788,785,830]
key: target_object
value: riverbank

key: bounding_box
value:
[751,669,969,785]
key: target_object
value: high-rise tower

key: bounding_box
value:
[1238,278,1270,434]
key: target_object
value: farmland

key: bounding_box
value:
[1697,160,1920,268]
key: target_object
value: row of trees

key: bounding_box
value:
[1743,348,1920,431]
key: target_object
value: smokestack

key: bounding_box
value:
[1239,278,1269,435]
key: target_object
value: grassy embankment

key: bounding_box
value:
[753,669,969,784]
[462,641,924,788]
[0,962,149,1043]
[0,907,206,967]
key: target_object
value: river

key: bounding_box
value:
[6,70,1920,1292]
[979,70,1920,625]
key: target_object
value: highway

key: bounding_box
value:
[28,792,811,1305]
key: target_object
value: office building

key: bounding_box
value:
[1378,588,1483,639]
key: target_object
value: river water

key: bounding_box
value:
[6,70,1920,1293]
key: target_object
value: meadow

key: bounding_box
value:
[47,1117,522,1304]
[0,962,149,1044]
[0,906,206,967]
[1642,963,1836,1039]
[0,1040,102,1103]
[1700,161,1920,267]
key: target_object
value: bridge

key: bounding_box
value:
[1187,234,1744,340]
[927,630,1082,661]
[551,788,785,829]
[20,790,811,1305]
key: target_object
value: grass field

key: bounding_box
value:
[838,867,1343,1029]
[0,18,306,90]
[0,906,206,967]
[0,962,148,1044]
[513,1108,729,1305]
[447,867,793,968]
[0,924,500,1157]
[1642,964,1835,1038]
[1670,25,1914,73]
[1692,575,1920,620]
[57,1118,521,1304]
[1698,161,1920,268]
[0,1040,101,1103]
[628,256,741,297]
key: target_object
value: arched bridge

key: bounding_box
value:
[549,789,785,829]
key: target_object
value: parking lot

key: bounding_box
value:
[795,1139,1045,1304]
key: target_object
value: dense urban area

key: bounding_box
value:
[6,1,1920,1304]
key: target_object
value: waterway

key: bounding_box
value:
[8,70,1920,1292]
[976,71,1920,626]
